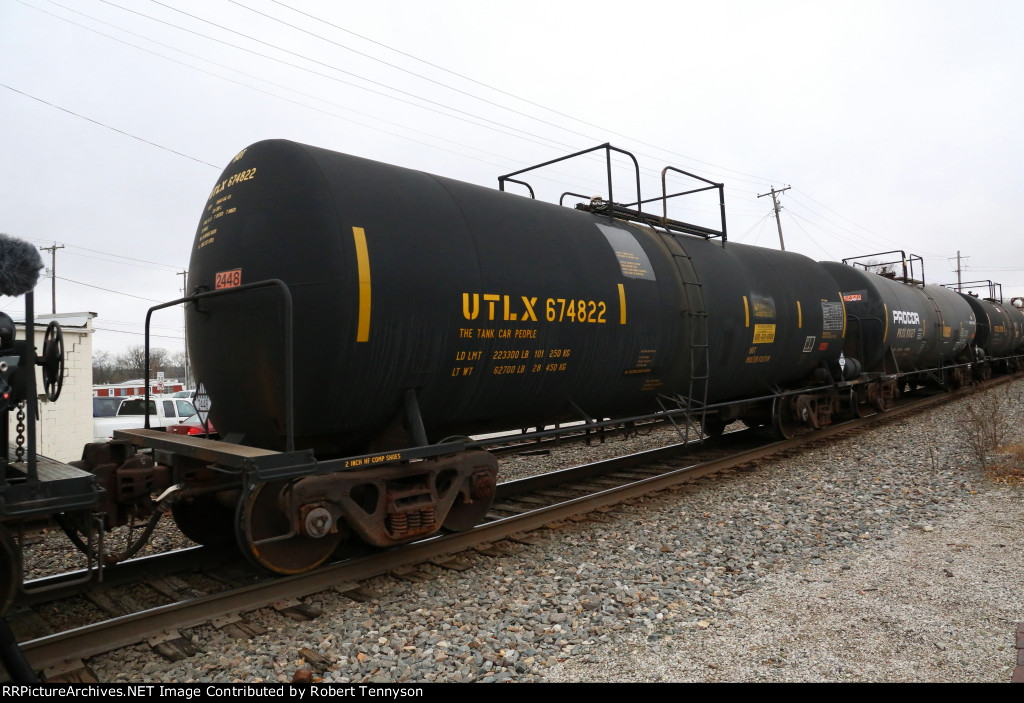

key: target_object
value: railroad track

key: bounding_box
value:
[3,377,1009,682]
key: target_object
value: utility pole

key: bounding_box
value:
[39,243,64,314]
[757,186,791,251]
[178,270,190,387]
[950,251,968,292]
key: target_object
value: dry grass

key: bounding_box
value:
[959,396,1009,471]
[957,383,1024,484]
[988,442,1024,484]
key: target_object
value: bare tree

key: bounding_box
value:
[116,345,169,380]
[166,350,187,380]
[92,350,119,384]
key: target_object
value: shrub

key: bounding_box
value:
[957,384,1024,483]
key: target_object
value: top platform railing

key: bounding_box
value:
[498,143,727,244]
[843,250,925,286]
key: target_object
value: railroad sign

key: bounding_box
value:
[215,268,242,289]
[194,382,212,425]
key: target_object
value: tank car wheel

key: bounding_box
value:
[235,480,343,575]
[442,469,497,533]
[940,369,955,392]
[873,390,888,413]
[771,396,798,440]
[849,389,871,419]
[0,524,21,614]
[442,500,490,533]
[171,495,236,547]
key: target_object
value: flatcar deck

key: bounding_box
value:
[0,452,97,518]
[114,428,280,468]
[113,428,317,481]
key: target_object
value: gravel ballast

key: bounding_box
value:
[81,381,1024,683]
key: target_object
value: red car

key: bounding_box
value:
[166,414,218,439]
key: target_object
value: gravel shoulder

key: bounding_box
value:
[544,480,1023,682]
[84,382,1024,683]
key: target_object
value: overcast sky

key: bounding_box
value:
[2,0,1022,357]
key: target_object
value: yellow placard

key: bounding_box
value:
[752,323,776,344]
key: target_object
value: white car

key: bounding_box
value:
[93,397,198,443]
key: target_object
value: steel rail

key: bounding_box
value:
[13,377,1008,675]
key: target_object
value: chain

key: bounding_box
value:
[15,402,26,463]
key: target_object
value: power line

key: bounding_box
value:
[57,276,165,303]
[99,318,182,330]
[15,0,910,273]
[19,0,957,272]
[99,0,783,189]
[783,211,840,262]
[64,250,183,272]
[0,82,219,168]
[99,0,580,153]
[24,0,698,202]
[266,0,790,186]
[22,0,536,176]
[13,232,184,272]
[730,211,773,244]
[30,0,588,169]
[92,326,184,342]
[23,0,789,204]
[225,0,602,145]
[787,188,947,259]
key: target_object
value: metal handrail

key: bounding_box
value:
[499,143,642,215]
[143,279,295,452]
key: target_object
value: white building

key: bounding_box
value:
[7,312,96,463]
